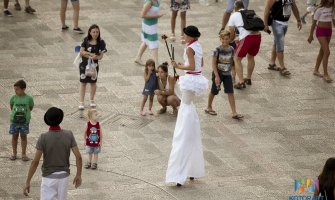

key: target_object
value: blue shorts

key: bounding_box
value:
[85,146,101,154]
[9,123,29,135]
[271,20,288,52]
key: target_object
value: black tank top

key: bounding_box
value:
[272,0,293,22]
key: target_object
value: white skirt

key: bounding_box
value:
[166,91,205,185]
[178,74,208,96]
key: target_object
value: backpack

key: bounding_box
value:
[239,9,265,31]
[13,105,27,123]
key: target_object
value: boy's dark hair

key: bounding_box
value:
[234,0,244,10]
[14,80,27,89]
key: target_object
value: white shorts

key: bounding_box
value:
[41,171,69,200]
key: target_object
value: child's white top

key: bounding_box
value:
[183,41,202,73]
[314,7,335,22]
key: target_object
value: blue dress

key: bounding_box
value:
[142,72,158,96]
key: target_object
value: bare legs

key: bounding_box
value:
[170,10,187,42]
[140,95,154,115]
[79,83,97,107]
[157,94,180,114]
[11,134,27,158]
[316,37,331,81]
[135,42,158,66]
[60,0,80,29]
[206,92,239,116]
[4,0,9,9]
[221,12,231,29]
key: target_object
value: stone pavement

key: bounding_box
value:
[1,0,335,199]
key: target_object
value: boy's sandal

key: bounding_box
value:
[268,64,279,71]
[91,163,97,170]
[279,68,291,76]
[232,114,244,120]
[22,156,30,162]
[9,155,17,161]
[205,109,217,116]
[243,78,252,85]
[234,82,246,90]
[84,162,91,169]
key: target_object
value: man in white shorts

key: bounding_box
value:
[23,107,82,199]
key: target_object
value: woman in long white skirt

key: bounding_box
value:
[165,25,208,186]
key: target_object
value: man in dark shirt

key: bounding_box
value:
[264,0,302,76]
[23,107,82,199]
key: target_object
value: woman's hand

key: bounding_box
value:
[23,182,30,196]
[307,35,313,44]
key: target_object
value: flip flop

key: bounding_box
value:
[9,155,17,161]
[232,114,244,120]
[313,72,323,78]
[323,77,333,83]
[22,156,30,162]
[268,64,279,71]
[205,109,217,116]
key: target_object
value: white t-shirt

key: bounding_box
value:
[227,9,251,40]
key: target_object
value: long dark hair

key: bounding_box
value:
[86,24,101,42]
[319,158,335,195]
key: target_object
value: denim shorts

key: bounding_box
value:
[271,20,288,52]
[85,146,101,154]
[9,123,29,135]
[226,0,249,13]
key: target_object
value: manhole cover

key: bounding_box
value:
[102,113,153,129]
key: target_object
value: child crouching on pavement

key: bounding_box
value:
[84,108,102,170]
[205,30,243,119]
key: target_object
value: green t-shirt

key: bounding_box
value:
[10,94,34,123]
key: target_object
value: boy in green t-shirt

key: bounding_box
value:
[9,80,34,161]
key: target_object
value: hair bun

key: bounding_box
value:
[162,62,168,66]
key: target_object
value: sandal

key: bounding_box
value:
[268,64,279,71]
[91,163,98,170]
[234,82,246,90]
[22,156,30,162]
[170,34,176,42]
[279,68,291,76]
[323,76,333,83]
[9,155,17,161]
[205,109,217,116]
[140,110,146,116]
[243,78,252,85]
[232,114,244,120]
[147,110,154,115]
[313,71,323,78]
[84,162,91,169]
[134,59,145,66]
[157,107,167,114]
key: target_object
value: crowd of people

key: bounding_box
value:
[3,0,335,199]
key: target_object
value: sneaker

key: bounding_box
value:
[24,6,36,14]
[62,25,69,31]
[14,3,21,11]
[73,27,84,34]
[3,10,13,17]
[300,16,306,24]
